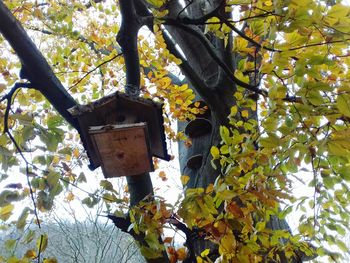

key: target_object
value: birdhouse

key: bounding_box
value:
[68,92,170,178]
[89,123,153,177]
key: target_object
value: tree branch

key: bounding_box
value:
[162,20,267,96]
[117,0,143,96]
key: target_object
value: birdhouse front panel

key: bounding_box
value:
[89,123,154,178]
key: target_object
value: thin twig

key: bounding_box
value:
[176,0,194,20]
[2,82,43,262]
[68,54,121,90]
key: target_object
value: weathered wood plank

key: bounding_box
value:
[89,123,153,177]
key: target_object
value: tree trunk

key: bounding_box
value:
[136,0,301,261]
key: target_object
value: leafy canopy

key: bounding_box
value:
[1,0,350,262]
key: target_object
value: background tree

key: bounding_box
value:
[1,0,350,262]
[0,199,144,263]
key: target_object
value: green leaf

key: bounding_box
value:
[39,128,63,152]
[220,126,231,145]
[77,172,87,183]
[278,206,293,219]
[259,136,280,148]
[16,207,30,230]
[323,176,336,189]
[220,145,229,155]
[336,94,350,117]
[335,239,348,252]
[23,230,35,244]
[47,115,63,129]
[102,193,118,203]
[47,171,60,188]
[339,167,350,182]
[308,55,327,65]
[36,234,48,253]
[255,221,266,232]
[4,239,16,251]
[100,180,114,191]
[0,190,21,206]
[82,196,99,208]
[328,140,350,156]
[140,245,163,259]
[11,113,34,123]
[306,90,323,106]
[271,85,287,99]
[328,4,350,19]
[211,159,217,170]
[37,191,53,211]
[49,183,63,198]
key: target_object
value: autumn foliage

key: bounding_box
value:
[1,0,350,262]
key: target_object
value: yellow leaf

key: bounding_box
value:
[180,175,190,185]
[157,77,172,88]
[206,184,214,194]
[241,110,249,118]
[210,146,220,159]
[65,154,71,162]
[146,0,166,8]
[201,248,210,257]
[91,32,99,42]
[196,256,204,263]
[230,105,238,116]
[66,192,75,202]
[52,155,59,164]
[177,247,187,260]
[234,91,243,100]
[265,0,272,6]
[328,4,350,18]
[43,258,58,263]
[234,37,248,52]
[73,148,80,158]
[219,232,236,254]
[260,62,274,74]
[336,94,350,117]
[7,257,21,263]
[0,204,14,221]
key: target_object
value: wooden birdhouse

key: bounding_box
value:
[89,123,153,177]
[68,92,170,178]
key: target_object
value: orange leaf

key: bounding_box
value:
[226,202,244,218]
[163,237,173,244]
